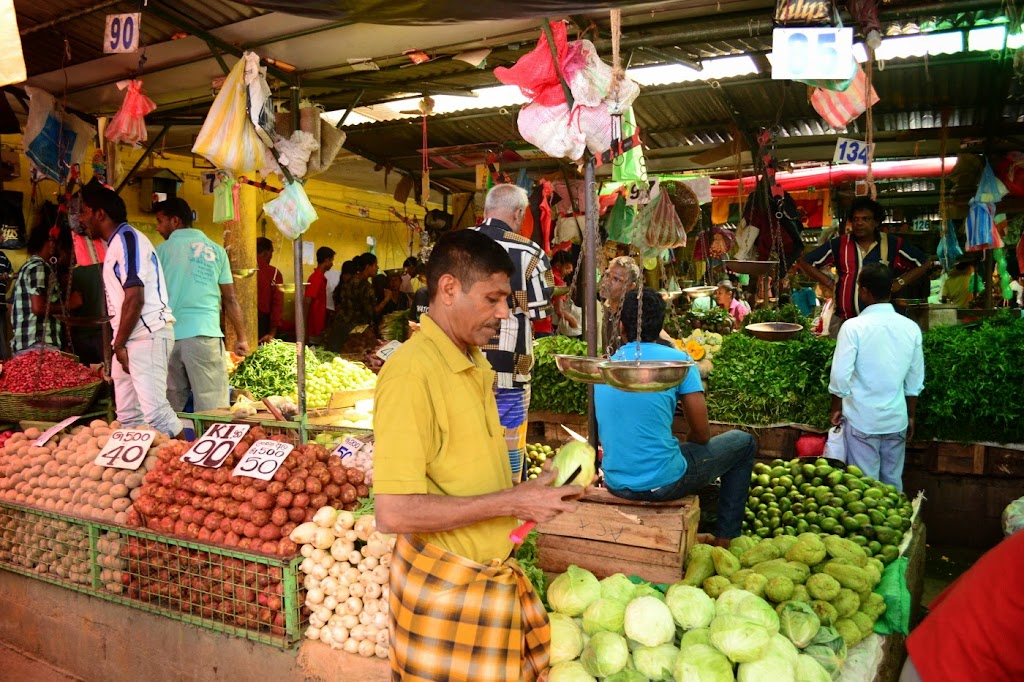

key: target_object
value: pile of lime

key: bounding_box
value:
[524,442,556,480]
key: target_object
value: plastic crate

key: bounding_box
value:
[0,501,306,647]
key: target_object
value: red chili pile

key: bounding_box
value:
[0,350,101,393]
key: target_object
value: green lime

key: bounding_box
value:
[881,546,900,563]
[850,535,868,546]
[796,519,810,533]
[846,464,864,477]
[756,527,771,538]
[842,516,862,532]
[757,473,771,486]
[773,485,787,498]
[815,465,833,478]
[846,500,867,515]
[827,470,845,486]
[821,505,841,519]
[863,488,884,500]
[832,484,850,496]
[820,517,838,532]
[808,523,821,533]
[803,464,817,477]
[751,485,765,497]
[805,512,821,525]
[862,496,879,510]
[874,527,895,544]
[853,513,871,526]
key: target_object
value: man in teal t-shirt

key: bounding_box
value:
[154,198,249,412]
[594,289,756,544]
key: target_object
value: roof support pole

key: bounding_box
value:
[115,125,170,193]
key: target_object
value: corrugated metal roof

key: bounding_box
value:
[16,0,266,77]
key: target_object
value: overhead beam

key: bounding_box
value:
[115,125,170,193]
[20,0,123,35]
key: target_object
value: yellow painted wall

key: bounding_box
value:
[0,135,438,286]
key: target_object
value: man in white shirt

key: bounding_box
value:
[828,263,925,490]
[80,183,182,436]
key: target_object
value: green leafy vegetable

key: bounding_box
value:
[531,336,589,415]
[230,339,330,399]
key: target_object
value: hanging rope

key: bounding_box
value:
[863,49,877,200]
[938,109,949,235]
[609,9,625,105]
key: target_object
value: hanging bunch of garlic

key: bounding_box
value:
[291,506,394,657]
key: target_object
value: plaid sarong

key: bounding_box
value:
[389,533,550,682]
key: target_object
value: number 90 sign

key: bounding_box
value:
[94,429,155,470]
[181,424,250,469]
[104,13,141,54]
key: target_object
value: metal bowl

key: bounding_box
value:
[554,354,607,384]
[660,290,683,302]
[598,360,693,393]
[745,322,804,341]
[722,259,778,276]
[275,282,307,294]
[232,268,258,279]
[683,285,718,300]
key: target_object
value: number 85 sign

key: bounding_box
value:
[771,27,853,81]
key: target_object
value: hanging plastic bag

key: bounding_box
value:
[553,213,584,245]
[104,79,157,146]
[1002,496,1024,536]
[569,40,640,109]
[518,102,586,161]
[823,423,846,463]
[632,190,686,251]
[244,53,276,148]
[810,64,879,128]
[494,21,585,106]
[192,54,269,173]
[612,106,647,183]
[212,174,237,223]
[937,219,963,271]
[22,87,94,182]
[264,182,318,240]
[605,194,634,243]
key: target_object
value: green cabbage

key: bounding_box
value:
[548,565,601,616]
[679,627,712,649]
[624,596,676,646]
[552,441,597,486]
[673,643,736,682]
[666,583,716,630]
[549,612,585,665]
[802,626,848,678]
[582,598,626,636]
[604,671,647,682]
[737,654,795,682]
[779,601,822,649]
[709,614,771,663]
[632,643,680,681]
[600,573,638,604]
[549,660,597,682]
[632,583,667,601]
[579,631,629,677]
[767,632,800,666]
[795,654,832,682]
[716,589,781,634]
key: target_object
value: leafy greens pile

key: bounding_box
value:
[230,339,336,399]
[531,335,589,415]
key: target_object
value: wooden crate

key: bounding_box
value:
[328,388,375,410]
[536,488,700,584]
[933,441,986,475]
[527,410,589,443]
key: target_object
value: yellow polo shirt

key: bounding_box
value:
[373,315,517,564]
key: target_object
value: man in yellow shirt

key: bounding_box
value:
[374,229,583,682]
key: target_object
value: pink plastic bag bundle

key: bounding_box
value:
[104,79,156,146]
[495,22,585,106]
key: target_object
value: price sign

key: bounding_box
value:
[625,178,660,206]
[181,424,250,468]
[104,13,141,54]
[832,137,873,165]
[94,429,155,470]
[333,436,364,460]
[771,27,854,81]
[232,440,294,480]
[375,340,402,362]
[34,415,82,446]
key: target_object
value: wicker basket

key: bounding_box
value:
[661,180,701,230]
[0,380,104,423]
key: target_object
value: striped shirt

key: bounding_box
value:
[103,223,174,341]
[473,219,554,389]
[10,255,62,354]
[805,233,926,320]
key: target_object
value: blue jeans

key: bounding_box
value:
[607,430,756,538]
[844,424,906,491]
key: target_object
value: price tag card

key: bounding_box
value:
[832,137,873,165]
[375,340,402,362]
[104,13,141,54]
[625,178,661,206]
[333,436,364,460]
[232,440,294,480]
[35,415,82,446]
[181,424,250,468]
[94,429,155,470]
[771,27,854,81]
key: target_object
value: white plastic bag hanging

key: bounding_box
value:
[244,52,276,148]
[823,423,846,463]
[264,182,318,240]
[192,53,269,173]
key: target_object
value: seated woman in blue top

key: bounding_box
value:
[595,288,757,545]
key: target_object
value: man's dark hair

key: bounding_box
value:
[552,250,574,267]
[316,246,335,264]
[427,229,514,301]
[256,237,273,255]
[26,223,52,255]
[341,260,357,276]
[858,263,892,302]
[361,252,378,266]
[848,197,885,225]
[81,182,128,224]
[152,197,193,227]
[403,256,418,269]
[620,288,666,343]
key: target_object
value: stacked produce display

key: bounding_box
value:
[0,349,102,393]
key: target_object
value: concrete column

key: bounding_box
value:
[222,182,258,351]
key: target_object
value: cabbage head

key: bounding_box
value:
[549,612,585,665]
[709,614,771,663]
[632,643,680,681]
[600,573,637,604]
[548,660,596,682]
[604,670,647,682]
[779,601,822,649]
[632,583,667,601]
[666,583,716,630]
[679,627,712,649]
[767,632,800,666]
[623,596,676,646]
[582,598,626,636]
[552,441,597,486]
[548,565,601,616]
[737,654,795,682]
[716,589,780,634]
[795,654,832,682]
[579,631,629,677]
[801,626,847,678]
[673,643,736,682]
